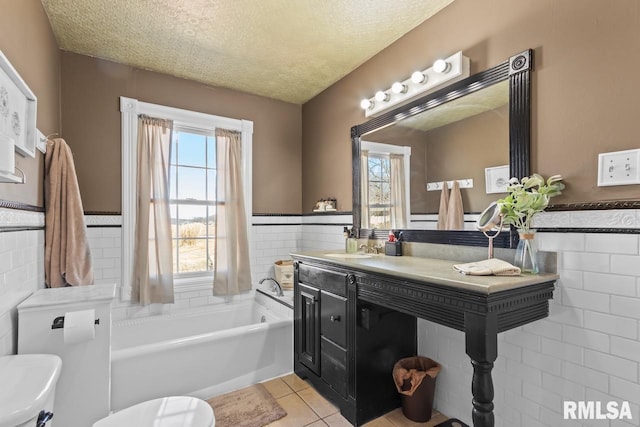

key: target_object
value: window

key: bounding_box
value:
[169,128,217,276]
[121,97,253,294]
[361,141,410,229]
[367,154,392,228]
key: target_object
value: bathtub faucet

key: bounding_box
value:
[259,277,284,297]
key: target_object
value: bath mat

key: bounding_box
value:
[434,418,469,427]
[206,383,287,427]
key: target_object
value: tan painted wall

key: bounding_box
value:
[0,0,61,207]
[424,105,509,214]
[61,51,302,214]
[302,0,640,212]
[366,105,508,214]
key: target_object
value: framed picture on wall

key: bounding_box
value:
[485,165,510,194]
[0,49,37,158]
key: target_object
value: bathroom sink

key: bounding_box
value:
[325,253,373,259]
[0,354,62,426]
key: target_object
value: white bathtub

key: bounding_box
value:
[111,291,293,411]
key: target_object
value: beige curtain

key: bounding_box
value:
[360,149,370,228]
[44,138,94,287]
[132,116,175,304]
[389,154,407,228]
[213,129,252,296]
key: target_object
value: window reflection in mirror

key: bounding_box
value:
[361,141,411,229]
[361,80,509,230]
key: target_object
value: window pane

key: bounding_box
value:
[381,182,391,204]
[206,206,216,236]
[369,181,382,204]
[169,165,177,199]
[172,238,179,273]
[207,170,217,200]
[177,238,207,273]
[370,207,391,229]
[207,136,216,167]
[380,158,390,181]
[368,158,381,181]
[176,205,207,273]
[170,204,178,238]
[170,137,177,165]
[177,166,206,200]
[206,238,215,271]
[177,132,206,167]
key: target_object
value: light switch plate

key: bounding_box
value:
[597,149,640,186]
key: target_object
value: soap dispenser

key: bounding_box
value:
[344,227,357,253]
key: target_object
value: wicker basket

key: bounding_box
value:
[274,259,294,290]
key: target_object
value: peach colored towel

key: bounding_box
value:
[437,181,449,230]
[446,180,464,230]
[45,138,94,287]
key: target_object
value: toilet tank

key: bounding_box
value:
[17,284,116,427]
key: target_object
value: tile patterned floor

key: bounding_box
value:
[261,374,450,427]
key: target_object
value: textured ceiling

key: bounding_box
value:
[41,0,454,104]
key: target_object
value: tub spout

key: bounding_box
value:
[259,277,284,297]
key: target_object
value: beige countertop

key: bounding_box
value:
[291,251,559,295]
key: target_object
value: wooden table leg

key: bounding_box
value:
[465,312,498,427]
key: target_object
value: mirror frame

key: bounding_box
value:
[351,49,533,248]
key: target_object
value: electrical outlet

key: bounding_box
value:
[597,149,640,187]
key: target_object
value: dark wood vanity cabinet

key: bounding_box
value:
[294,261,417,426]
[293,252,557,427]
[297,283,320,374]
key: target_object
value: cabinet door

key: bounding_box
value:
[321,337,348,397]
[297,283,321,374]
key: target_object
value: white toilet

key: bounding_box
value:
[0,354,62,427]
[92,396,215,427]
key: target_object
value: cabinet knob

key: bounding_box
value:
[330,315,341,322]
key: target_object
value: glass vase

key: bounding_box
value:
[515,229,539,274]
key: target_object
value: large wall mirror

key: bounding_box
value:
[351,49,533,248]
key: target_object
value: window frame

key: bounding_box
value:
[120,97,253,298]
[361,140,411,228]
[170,126,217,278]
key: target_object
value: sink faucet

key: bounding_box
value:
[259,277,284,297]
[359,244,384,254]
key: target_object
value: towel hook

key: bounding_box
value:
[5,167,26,184]
[15,167,25,184]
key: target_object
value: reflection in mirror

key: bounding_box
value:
[351,49,533,248]
[361,80,509,230]
[360,140,411,229]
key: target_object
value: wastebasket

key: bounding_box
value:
[392,356,441,422]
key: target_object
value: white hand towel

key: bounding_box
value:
[453,258,521,276]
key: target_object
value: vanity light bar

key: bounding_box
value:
[361,51,470,118]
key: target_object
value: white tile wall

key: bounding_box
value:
[419,230,640,427]
[85,213,351,320]
[0,228,45,356]
[3,206,639,427]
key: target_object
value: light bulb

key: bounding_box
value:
[375,91,390,102]
[391,82,407,94]
[411,71,426,84]
[433,59,451,73]
[360,98,374,110]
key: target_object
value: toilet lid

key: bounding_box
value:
[93,396,215,427]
